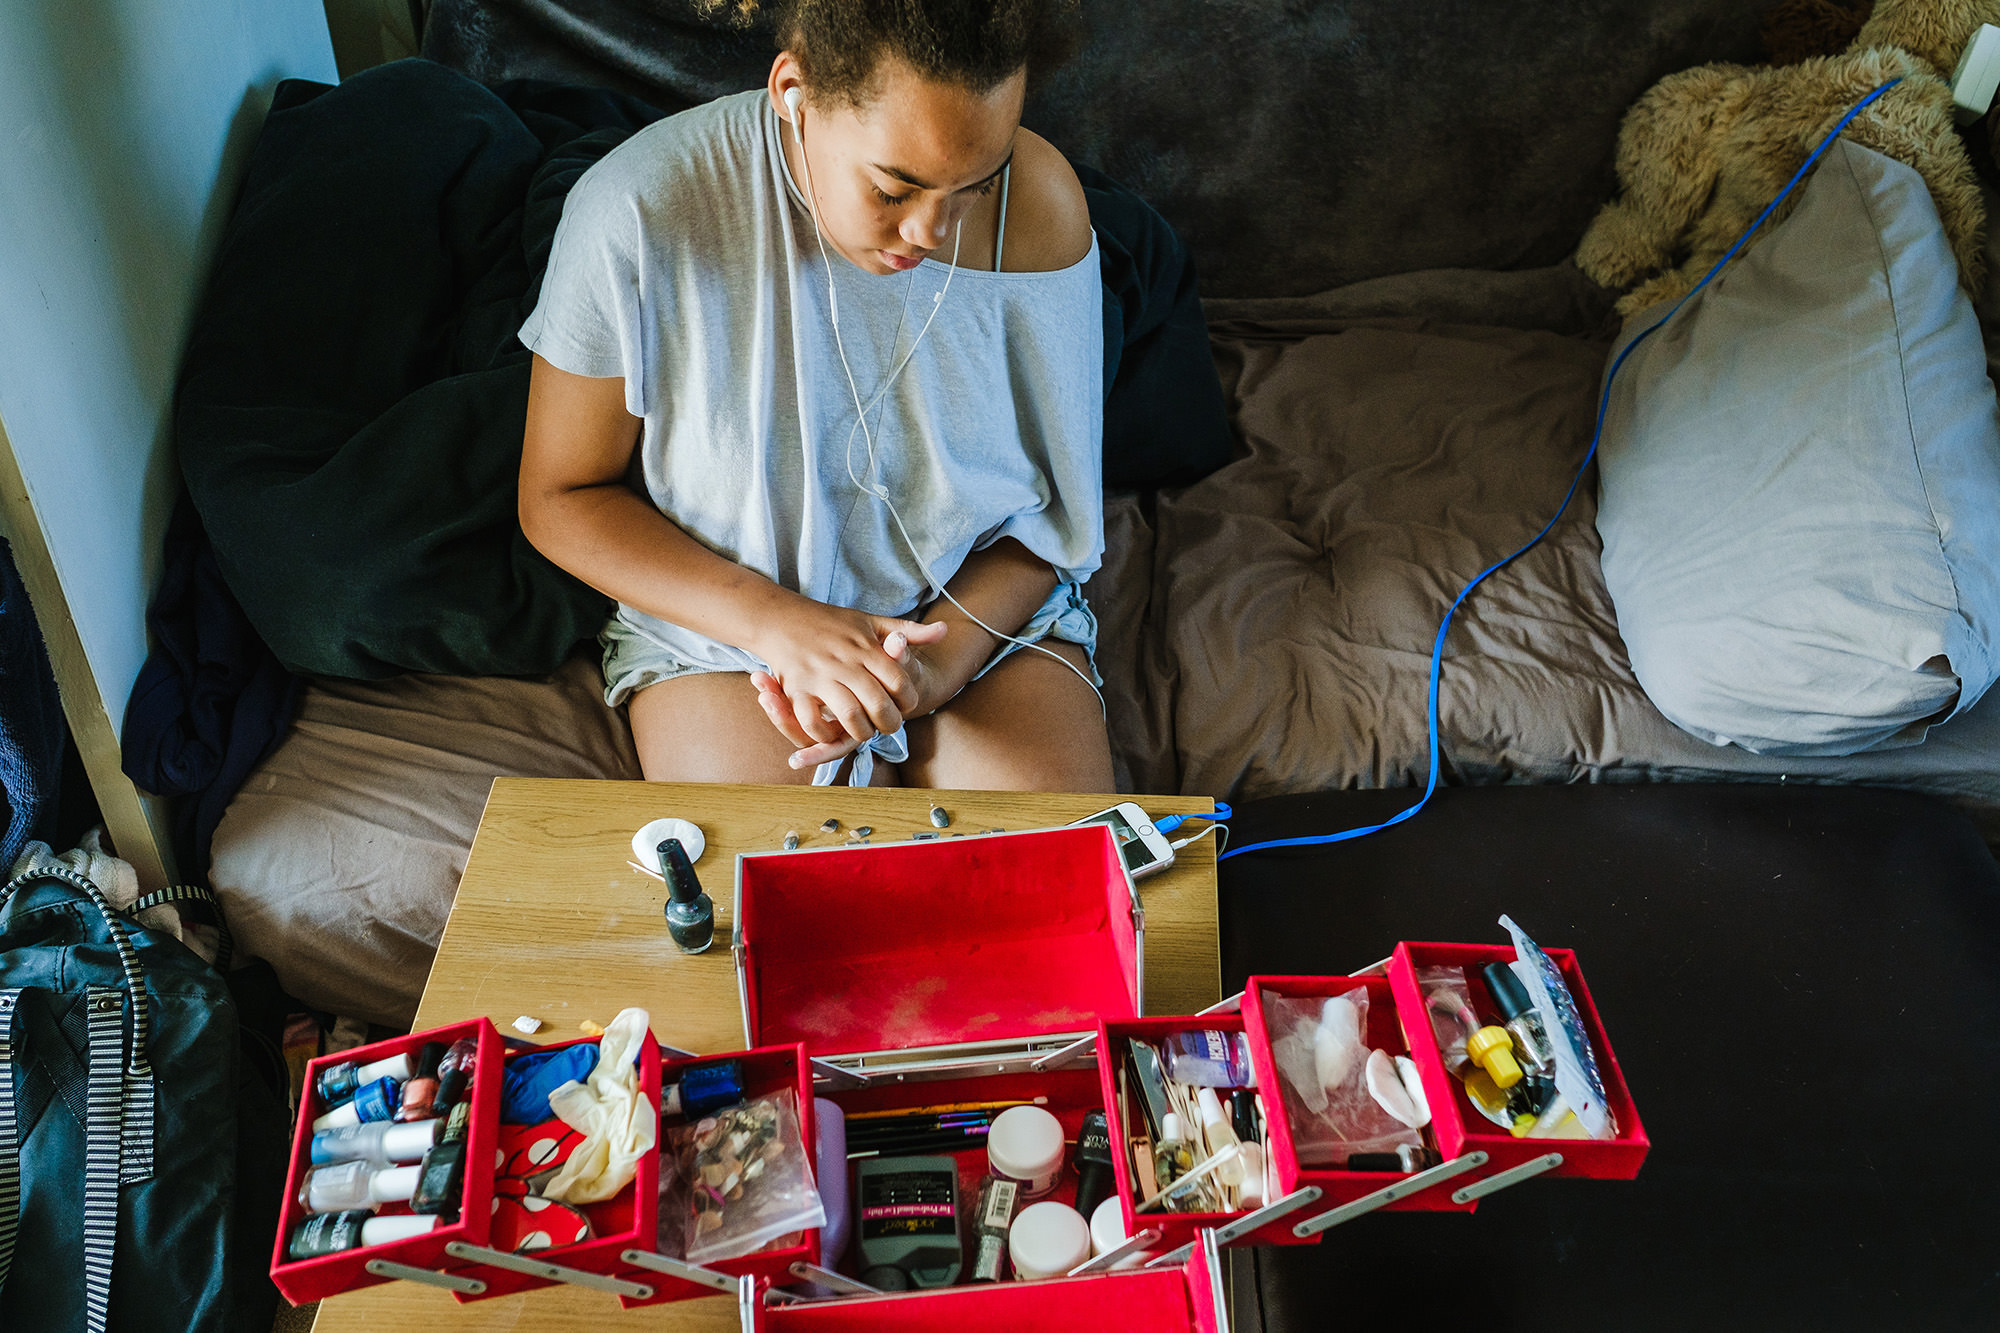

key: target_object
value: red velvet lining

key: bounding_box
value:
[739,827,1139,1052]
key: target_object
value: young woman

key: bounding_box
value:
[518,0,1114,790]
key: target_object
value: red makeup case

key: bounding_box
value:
[275,827,1648,1321]
[1235,974,1475,1218]
[753,1230,1230,1331]
[612,1040,820,1307]
[721,825,1170,1318]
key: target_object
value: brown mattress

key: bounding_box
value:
[213,263,2000,1025]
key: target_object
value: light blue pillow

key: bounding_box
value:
[1597,139,2000,756]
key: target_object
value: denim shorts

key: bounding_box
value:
[600,579,1102,709]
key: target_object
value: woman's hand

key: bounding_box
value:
[747,540,1059,772]
[754,626,981,772]
[745,602,948,766]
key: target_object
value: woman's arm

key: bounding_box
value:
[908,539,1059,703]
[519,355,942,746]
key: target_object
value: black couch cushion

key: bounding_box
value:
[1220,784,2000,1330]
[423,0,1772,298]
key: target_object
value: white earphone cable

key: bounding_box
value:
[788,99,1105,716]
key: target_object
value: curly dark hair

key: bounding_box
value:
[708,0,1081,105]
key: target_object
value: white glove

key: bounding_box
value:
[542,1007,658,1205]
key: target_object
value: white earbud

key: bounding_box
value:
[783,86,803,124]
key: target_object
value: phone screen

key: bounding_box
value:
[1078,807,1158,871]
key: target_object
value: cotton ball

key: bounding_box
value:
[1314,994,1365,1091]
[1365,1048,1425,1128]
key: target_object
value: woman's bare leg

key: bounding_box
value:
[900,642,1114,792]
[626,673,898,785]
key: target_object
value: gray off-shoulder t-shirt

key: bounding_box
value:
[519,89,1105,677]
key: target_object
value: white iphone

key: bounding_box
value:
[1069,802,1176,880]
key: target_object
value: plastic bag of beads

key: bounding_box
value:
[672,1088,826,1264]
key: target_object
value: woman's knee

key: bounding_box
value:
[904,643,1114,791]
[627,674,818,784]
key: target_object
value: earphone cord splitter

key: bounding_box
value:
[789,98,1107,739]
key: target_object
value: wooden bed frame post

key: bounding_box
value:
[0,412,177,891]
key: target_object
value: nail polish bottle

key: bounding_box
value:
[315,1051,415,1109]
[411,1102,471,1217]
[397,1042,447,1121]
[659,838,714,954]
[1481,963,1556,1076]
[433,1038,478,1113]
[1073,1110,1114,1220]
[285,1210,440,1261]
[1151,1112,1193,1195]
[970,1175,1020,1281]
[1230,1089,1258,1145]
[312,1076,402,1132]
[310,1118,442,1167]
[1465,1025,1524,1090]
[296,1160,422,1213]
[662,1058,744,1119]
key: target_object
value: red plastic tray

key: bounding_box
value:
[1240,974,1475,1215]
[269,1020,504,1305]
[449,1030,662,1301]
[1389,942,1650,1182]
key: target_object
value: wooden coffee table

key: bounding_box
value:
[309,779,1220,1331]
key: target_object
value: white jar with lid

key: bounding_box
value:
[1088,1196,1147,1268]
[1008,1200,1090,1280]
[985,1104,1066,1200]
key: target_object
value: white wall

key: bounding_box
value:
[0,0,335,883]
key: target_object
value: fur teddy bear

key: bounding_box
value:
[1576,0,1996,317]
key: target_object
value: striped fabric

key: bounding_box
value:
[0,989,19,1295]
[0,862,162,1329]
[128,882,234,973]
[38,865,151,1067]
[83,987,124,1333]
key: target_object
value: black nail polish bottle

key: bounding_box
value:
[660,838,714,954]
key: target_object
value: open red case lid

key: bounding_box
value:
[734,826,1142,1055]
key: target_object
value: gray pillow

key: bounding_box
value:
[1597,139,2000,756]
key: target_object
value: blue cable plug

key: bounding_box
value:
[1155,802,1233,837]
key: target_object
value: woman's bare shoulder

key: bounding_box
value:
[999,129,1093,273]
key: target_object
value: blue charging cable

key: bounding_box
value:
[1213,79,1903,862]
